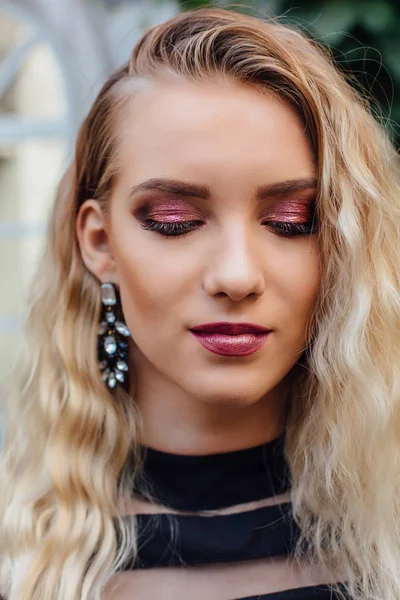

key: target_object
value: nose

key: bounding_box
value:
[203,221,266,302]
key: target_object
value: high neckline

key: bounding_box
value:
[141,432,284,461]
[134,432,290,511]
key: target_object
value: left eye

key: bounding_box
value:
[265,221,318,237]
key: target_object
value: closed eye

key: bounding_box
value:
[139,219,318,238]
[264,221,318,237]
[140,219,204,237]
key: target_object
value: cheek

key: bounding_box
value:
[293,249,321,335]
[281,242,320,330]
[112,233,199,326]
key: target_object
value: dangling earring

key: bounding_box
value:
[97,282,130,389]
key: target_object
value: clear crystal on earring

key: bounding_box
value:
[107,372,117,388]
[115,370,125,383]
[104,335,117,355]
[115,321,130,336]
[101,368,110,381]
[117,360,128,372]
[106,311,116,324]
[98,282,130,389]
[101,283,117,306]
[98,321,108,335]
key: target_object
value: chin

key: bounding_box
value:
[182,365,286,408]
[192,383,268,408]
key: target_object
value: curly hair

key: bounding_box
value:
[1,7,400,600]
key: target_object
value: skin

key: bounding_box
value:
[76,77,320,455]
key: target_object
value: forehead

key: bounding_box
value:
[116,78,316,187]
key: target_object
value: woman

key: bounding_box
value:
[1,6,400,600]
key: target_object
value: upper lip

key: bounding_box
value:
[189,322,271,335]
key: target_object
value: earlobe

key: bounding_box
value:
[75,199,117,283]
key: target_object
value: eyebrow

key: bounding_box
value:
[128,177,317,201]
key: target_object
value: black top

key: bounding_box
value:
[119,433,348,600]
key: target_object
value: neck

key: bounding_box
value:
[130,354,290,456]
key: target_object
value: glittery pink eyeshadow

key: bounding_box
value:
[147,199,200,222]
[266,201,313,222]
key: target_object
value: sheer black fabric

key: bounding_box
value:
[112,433,349,600]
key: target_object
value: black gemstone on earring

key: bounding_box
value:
[97,283,131,389]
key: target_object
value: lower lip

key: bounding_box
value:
[190,331,271,356]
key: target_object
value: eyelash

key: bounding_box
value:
[140,219,318,238]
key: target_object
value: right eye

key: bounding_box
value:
[140,219,204,237]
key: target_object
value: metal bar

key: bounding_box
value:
[0,36,39,98]
[0,222,45,238]
[0,115,68,142]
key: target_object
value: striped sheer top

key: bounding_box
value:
[105,433,347,600]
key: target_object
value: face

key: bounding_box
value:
[79,77,320,408]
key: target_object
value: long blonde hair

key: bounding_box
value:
[1,7,400,600]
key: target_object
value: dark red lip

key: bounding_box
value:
[189,322,271,335]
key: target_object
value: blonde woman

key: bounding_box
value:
[1,7,400,600]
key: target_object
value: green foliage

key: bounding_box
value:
[178,0,215,10]
[279,0,400,146]
[176,0,400,147]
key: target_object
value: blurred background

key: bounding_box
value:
[0,0,399,400]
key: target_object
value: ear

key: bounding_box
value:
[75,199,118,284]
